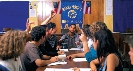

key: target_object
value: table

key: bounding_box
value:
[36,50,90,71]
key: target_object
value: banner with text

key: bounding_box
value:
[61,1,83,29]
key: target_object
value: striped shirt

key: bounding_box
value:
[60,33,81,48]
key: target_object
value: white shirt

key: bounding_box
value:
[87,38,93,48]
[82,38,93,51]
[0,56,23,71]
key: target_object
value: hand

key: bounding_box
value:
[79,30,87,42]
[25,18,35,33]
[57,50,64,55]
[50,56,58,62]
[90,68,97,71]
[50,10,56,18]
[56,46,61,50]
[90,66,97,71]
[72,67,80,71]
[66,54,76,60]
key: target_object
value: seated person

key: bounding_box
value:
[73,29,123,71]
[0,30,28,71]
[66,24,95,60]
[67,22,107,63]
[38,22,64,58]
[126,35,133,65]
[0,18,33,71]
[59,24,81,49]
[20,26,58,71]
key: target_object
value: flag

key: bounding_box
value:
[83,1,91,14]
[53,1,62,14]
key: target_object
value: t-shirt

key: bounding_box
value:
[20,42,41,71]
[87,38,93,48]
[0,57,23,71]
[38,35,58,57]
[85,47,97,63]
[60,33,81,48]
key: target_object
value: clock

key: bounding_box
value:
[68,10,77,18]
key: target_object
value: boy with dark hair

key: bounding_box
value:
[20,26,58,71]
[60,24,81,48]
[39,22,63,58]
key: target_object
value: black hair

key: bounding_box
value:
[47,22,56,30]
[94,29,120,62]
[82,24,91,37]
[69,24,76,27]
[30,26,46,42]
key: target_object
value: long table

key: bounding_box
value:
[36,50,90,71]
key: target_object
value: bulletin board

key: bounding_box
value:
[0,1,29,31]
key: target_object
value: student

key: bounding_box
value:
[66,24,94,60]
[67,22,107,63]
[38,22,63,58]
[126,35,133,65]
[82,24,93,49]
[60,24,81,48]
[20,26,58,71]
[73,29,123,71]
[0,19,33,71]
[0,30,28,71]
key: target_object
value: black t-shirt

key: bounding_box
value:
[20,42,41,71]
[38,35,59,57]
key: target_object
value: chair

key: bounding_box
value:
[2,28,12,32]
[61,29,69,34]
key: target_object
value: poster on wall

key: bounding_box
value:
[61,0,83,29]
[29,9,36,17]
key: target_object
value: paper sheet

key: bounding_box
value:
[0,32,5,34]
[48,61,67,66]
[69,48,81,50]
[106,7,113,15]
[106,0,113,7]
[73,58,87,62]
[29,9,36,17]
[60,49,69,52]
[45,68,91,71]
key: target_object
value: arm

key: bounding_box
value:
[66,53,85,59]
[82,41,89,54]
[106,54,119,71]
[79,30,90,54]
[41,10,56,25]
[35,56,58,67]
[35,59,52,66]
[40,16,51,25]
[25,18,34,37]
[42,55,51,60]
[75,53,85,58]
[28,45,58,67]
[90,58,100,70]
